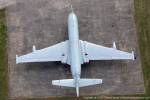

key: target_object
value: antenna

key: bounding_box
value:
[70,5,74,12]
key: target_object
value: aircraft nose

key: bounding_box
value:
[69,12,76,18]
[68,12,77,23]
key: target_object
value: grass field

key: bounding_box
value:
[0,9,7,100]
[0,0,150,100]
[134,0,150,95]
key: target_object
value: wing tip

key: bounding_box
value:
[99,79,103,84]
[52,80,58,86]
[16,55,19,64]
[131,51,135,60]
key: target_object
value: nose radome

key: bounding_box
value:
[68,12,77,23]
[69,12,76,18]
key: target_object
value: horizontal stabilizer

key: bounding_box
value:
[52,79,75,87]
[52,78,102,87]
[78,79,102,87]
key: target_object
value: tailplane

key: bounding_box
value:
[52,78,102,97]
[52,79,74,87]
[78,79,102,87]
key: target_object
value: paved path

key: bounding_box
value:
[6,0,145,99]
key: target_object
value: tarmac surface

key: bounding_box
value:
[6,0,145,98]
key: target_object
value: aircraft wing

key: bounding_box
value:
[16,40,70,64]
[80,40,135,63]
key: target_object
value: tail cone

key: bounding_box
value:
[76,85,79,97]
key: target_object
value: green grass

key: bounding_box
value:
[0,9,7,100]
[134,0,150,95]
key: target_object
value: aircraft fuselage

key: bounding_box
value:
[68,12,81,82]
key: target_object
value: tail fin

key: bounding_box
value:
[52,78,102,97]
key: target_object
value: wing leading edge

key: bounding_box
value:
[80,40,135,63]
[16,40,70,64]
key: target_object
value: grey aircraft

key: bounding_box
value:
[16,9,135,97]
